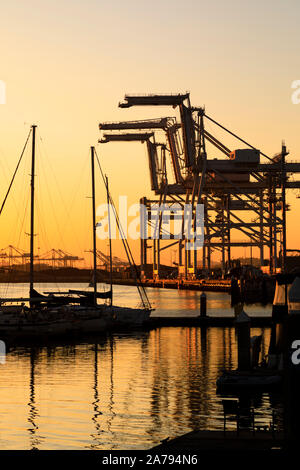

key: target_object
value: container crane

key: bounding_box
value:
[85,249,129,270]
[118,93,196,170]
[100,92,300,278]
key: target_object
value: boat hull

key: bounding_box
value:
[111,306,152,327]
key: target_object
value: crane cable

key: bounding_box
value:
[204,113,274,162]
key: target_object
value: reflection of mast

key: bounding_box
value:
[27,348,41,449]
[90,343,103,449]
[107,336,116,448]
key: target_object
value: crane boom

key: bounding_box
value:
[99,133,154,143]
[99,118,176,130]
[117,93,195,169]
[99,132,160,191]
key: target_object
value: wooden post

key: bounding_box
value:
[235,310,251,370]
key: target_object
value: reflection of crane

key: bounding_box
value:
[0,246,83,269]
[85,249,129,270]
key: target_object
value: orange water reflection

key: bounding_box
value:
[0,326,283,450]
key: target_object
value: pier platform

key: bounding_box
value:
[110,278,275,302]
[143,279,231,291]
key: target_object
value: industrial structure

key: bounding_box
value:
[0,246,83,269]
[99,93,300,279]
[85,249,129,272]
[0,245,129,273]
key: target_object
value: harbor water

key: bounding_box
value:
[0,283,281,450]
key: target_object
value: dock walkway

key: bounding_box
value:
[149,315,272,327]
[151,429,284,451]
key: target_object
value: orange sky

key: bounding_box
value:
[0,0,299,267]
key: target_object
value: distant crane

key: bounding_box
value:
[0,246,83,269]
[0,245,32,267]
[85,249,129,270]
[99,118,185,190]
[38,249,84,268]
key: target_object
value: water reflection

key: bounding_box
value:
[107,336,117,449]
[0,326,283,450]
[27,349,43,449]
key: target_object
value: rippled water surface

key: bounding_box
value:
[0,283,280,450]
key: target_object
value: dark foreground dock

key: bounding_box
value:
[149,315,272,327]
[151,429,284,451]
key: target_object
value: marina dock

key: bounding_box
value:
[148,315,272,327]
[142,279,231,291]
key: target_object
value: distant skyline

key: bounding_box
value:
[0,0,300,266]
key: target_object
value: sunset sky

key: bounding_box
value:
[0,0,299,267]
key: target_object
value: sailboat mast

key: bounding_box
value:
[91,146,97,307]
[106,176,113,306]
[30,125,37,295]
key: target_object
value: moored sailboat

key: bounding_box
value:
[48,145,153,327]
[0,132,152,340]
